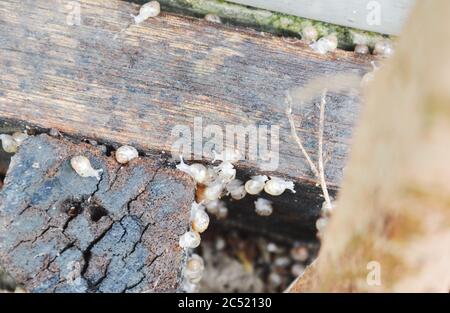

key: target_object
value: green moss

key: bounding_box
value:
[154,0,389,50]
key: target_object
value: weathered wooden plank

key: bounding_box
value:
[0,134,195,292]
[0,0,373,186]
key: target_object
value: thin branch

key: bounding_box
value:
[318,90,333,209]
[285,92,320,178]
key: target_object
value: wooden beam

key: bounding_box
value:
[0,0,374,240]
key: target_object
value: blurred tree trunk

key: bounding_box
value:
[289,0,450,292]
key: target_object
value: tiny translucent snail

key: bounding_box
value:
[310,34,338,54]
[373,39,395,57]
[179,231,201,249]
[0,134,19,153]
[12,132,29,146]
[301,25,318,43]
[354,44,369,55]
[184,254,205,284]
[204,13,222,24]
[264,177,295,196]
[190,203,210,233]
[244,175,268,195]
[115,145,139,164]
[203,181,224,201]
[176,156,208,184]
[70,156,103,180]
[226,179,246,200]
[254,198,273,216]
[133,1,160,24]
[214,161,236,184]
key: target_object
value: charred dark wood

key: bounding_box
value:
[0,135,195,292]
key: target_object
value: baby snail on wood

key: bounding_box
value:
[244,175,268,195]
[115,145,139,164]
[70,156,103,180]
[321,199,334,217]
[176,156,209,185]
[184,254,205,284]
[204,199,228,219]
[354,44,370,55]
[254,198,273,217]
[203,181,225,201]
[190,202,210,233]
[214,161,236,184]
[179,230,201,249]
[204,13,222,24]
[0,132,29,153]
[373,39,395,57]
[133,1,160,24]
[264,177,296,196]
[226,179,246,200]
[301,25,318,43]
[310,33,338,54]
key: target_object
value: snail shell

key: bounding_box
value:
[373,39,395,57]
[204,13,222,24]
[179,231,201,249]
[226,179,246,200]
[301,25,318,43]
[254,198,273,216]
[311,34,338,54]
[0,134,18,153]
[203,181,224,201]
[134,1,160,24]
[184,254,205,284]
[191,209,210,233]
[315,217,328,232]
[215,161,236,184]
[12,132,29,146]
[244,175,268,195]
[115,145,139,164]
[204,199,223,215]
[354,44,369,54]
[264,177,295,196]
[176,156,208,184]
[70,156,103,180]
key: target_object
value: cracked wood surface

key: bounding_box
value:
[0,135,195,292]
[0,0,374,190]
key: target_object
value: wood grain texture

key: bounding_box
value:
[0,0,373,186]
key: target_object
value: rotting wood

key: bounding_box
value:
[0,0,375,240]
[0,134,195,292]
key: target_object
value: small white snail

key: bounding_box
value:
[354,44,369,55]
[216,205,228,220]
[321,200,334,217]
[176,156,209,184]
[291,263,306,277]
[12,132,29,146]
[0,134,19,153]
[254,198,273,217]
[315,217,328,233]
[244,175,268,195]
[290,245,309,262]
[204,13,222,24]
[264,177,295,196]
[70,156,103,180]
[310,34,338,54]
[301,25,318,43]
[204,199,223,215]
[226,179,246,200]
[133,1,160,24]
[203,181,224,201]
[184,254,205,284]
[191,209,210,233]
[373,39,395,57]
[115,145,139,164]
[214,161,236,184]
[268,272,282,287]
[179,231,201,249]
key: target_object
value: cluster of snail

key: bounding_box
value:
[176,151,296,289]
[0,132,29,154]
[301,25,394,58]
